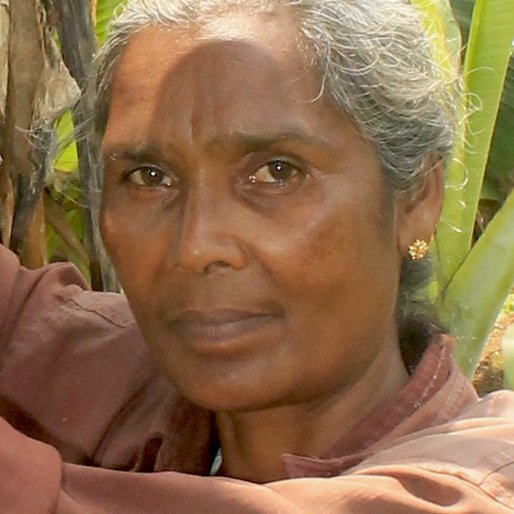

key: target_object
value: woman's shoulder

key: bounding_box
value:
[343,388,514,510]
[0,244,164,467]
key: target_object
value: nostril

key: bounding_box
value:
[205,260,232,274]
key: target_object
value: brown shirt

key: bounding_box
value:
[1,243,514,513]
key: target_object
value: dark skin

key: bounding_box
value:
[100,14,443,483]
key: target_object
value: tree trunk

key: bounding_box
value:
[0,0,47,267]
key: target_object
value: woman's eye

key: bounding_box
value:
[251,161,300,185]
[125,167,175,188]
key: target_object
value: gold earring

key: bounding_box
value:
[408,239,429,261]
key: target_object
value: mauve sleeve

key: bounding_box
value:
[0,242,89,358]
[0,243,157,463]
[1,415,513,514]
[55,452,514,513]
[55,422,514,514]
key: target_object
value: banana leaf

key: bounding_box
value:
[451,0,514,202]
[436,0,514,285]
[415,0,514,378]
[96,0,126,44]
[445,188,514,375]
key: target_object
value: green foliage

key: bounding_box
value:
[436,0,513,283]
[452,0,514,204]
[415,0,514,376]
[487,57,514,189]
[411,0,462,73]
[54,112,78,173]
[443,188,514,375]
[96,0,126,45]
[47,0,126,270]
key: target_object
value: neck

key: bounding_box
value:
[215,340,409,483]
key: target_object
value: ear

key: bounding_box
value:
[396,160,445,257]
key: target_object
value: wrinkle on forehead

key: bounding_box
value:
[112,8,315,100]
[106,26,330,154]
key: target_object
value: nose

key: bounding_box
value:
[172,187,247,274]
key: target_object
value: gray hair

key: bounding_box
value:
[94,0,460,195]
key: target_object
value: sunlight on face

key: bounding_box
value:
[101,19,406,413]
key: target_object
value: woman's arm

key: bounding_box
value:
[2,404,513,514]
[58,397,514,513]
[0,244,151,462]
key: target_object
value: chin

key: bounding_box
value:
[170,373,285,413]
[186,386,268,413]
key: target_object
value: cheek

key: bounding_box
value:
[261,201,391,293]
[100,199,170,299]
[100,207,126,264]
[256,190,401,353]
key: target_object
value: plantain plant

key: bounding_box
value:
[414,0,514,378]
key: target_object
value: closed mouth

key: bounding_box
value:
[170,309,277,349]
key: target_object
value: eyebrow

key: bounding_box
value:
[102,130,334,163]
[102,145,168,164]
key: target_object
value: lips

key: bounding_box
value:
[170,309,277,350]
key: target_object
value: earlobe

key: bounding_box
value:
[397,159,445,258]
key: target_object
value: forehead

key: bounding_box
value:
[103,12,360,157]
[111,8,311,97]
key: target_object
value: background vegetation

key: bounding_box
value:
[0,0,512,381]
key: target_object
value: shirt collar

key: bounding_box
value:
[282,335,476,478]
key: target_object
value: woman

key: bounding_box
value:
[1,0,513,512]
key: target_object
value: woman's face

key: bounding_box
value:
[101,19,413,411]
